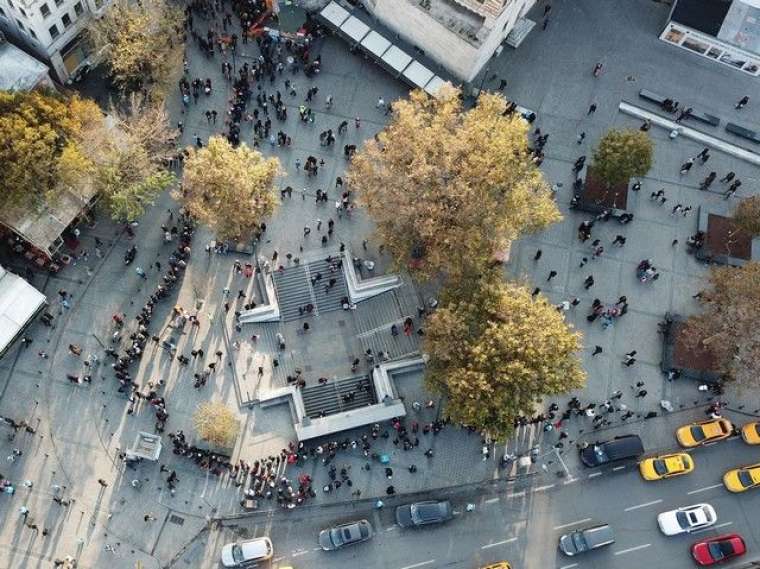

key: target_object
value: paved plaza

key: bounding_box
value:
[2,0,760,568]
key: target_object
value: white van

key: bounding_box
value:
[220,537,273,567]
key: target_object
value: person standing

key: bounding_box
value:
[736,95,749,109]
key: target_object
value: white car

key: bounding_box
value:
[657,504,716,536]
[220,537,273,567]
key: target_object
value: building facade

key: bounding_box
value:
[661,0,760,77]
[0,32,57,90]
[0,0,107,82]
[359,0,538,82]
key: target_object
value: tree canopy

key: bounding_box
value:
[591,128,653,188]
[684,262,760,387]
[424,270,586,439]
[0,90,176,222]
[348,87,560,280]
[733,195,760,237]
[193,401,240,448]
[178,136,280,242]
[88,0,183,98]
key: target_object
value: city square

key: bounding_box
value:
[2,0,760,568]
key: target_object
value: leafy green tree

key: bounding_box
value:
[348,87,560,281]
[424,270,586,439]
[591,128,653,188]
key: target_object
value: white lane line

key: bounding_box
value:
[484,497,500,504]
[624,499,662,512]
[273,557,284,563]
[385,526,397,532]
[563,478,578,485]
[481,537,518,549]
[292,551,309,557]
[553,517,593,531]
[312,547,322,551]
[612,465,626,471]
[559,564,579,569]
[508,491,526,498]
[588,472,603,478]
[533,484,555,492]
[399,561,435,569]
[614,543,651,556]
[692,522,733,535]
[688,483,724,495]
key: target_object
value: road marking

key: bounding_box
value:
[688,483,723,495]
[692,522,732,535]
[624,499,662,512]
[553,517,592,531]
[563,478,578,485]
[508,491,526,498]
[312,547,322,551]
[481,537,518,549]
[292,551,309,557]
[484,497,500,504]
[399,561,435,569]
[612,465,626,471]
[588,472,603,478]
[533,484,555,492]
[714,521,734,529]
[273,557,284,563]
[385,526,397,532]
[559,564,579,569]
[614,543,651,556]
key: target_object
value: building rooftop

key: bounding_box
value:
[671,0,760,56]
[0,39,51,91]
[410,0,487,46]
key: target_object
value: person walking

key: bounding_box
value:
[612,235,626,247]
[592,346,603,356]
[587,103,597,115]
[583,275,595,289]
[547,270,558,281]
[576,132,586,144]
[680,159,694,174]
[700,171,716,190]
[736,95,749,109]
[720,171,736,183]
[534,249,543,261]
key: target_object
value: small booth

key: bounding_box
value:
[126,431,162,462]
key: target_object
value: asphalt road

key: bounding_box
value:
[218,434,760,569]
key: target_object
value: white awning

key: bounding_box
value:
[340,16,370,42]
[361,30,391,57]
[403,60,435,88]
[319,1,350,28]
[381,45,413,73]
[0,265,47,356]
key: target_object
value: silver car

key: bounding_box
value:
[318,519,373,550]
[559,524,615,556]
[395,500,453,528]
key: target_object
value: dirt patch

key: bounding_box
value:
[672,321,720,373]
[704,214,752,260]
[582,167,629,210]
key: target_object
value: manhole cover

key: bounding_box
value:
[168,515,185,526]
[338,320,346,327]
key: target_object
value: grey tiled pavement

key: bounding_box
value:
[0,0,760,567]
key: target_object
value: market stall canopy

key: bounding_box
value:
[0,265,46,357]
[403,60,435,89]
[361,30,392,58]
[319,1,350,28]
[381,45,413,73]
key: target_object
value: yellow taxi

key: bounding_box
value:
[741,421,760,445]
[675,418,733,447]
[639,452,694,481]
[723,463,760,492]
[479,563,511,569]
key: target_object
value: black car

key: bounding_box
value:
[580,435,644,467]
[395,500,453,528]
[559,524,615,556]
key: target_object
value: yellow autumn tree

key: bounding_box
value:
[424,270,586,439]
[684,262,760,387]
[88,0,183,98]
[193,401,240,448]
[733,195,760,237]
[348,87,561,280]
[178,136,280,241]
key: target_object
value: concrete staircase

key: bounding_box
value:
[304,258,349,314]
[272,264,313,322]
[355,292,421,361]
[300,375,376,418]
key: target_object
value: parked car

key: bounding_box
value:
[723,462,760,492]
[676,419,733,447]
[395,500,453,527]
[580,435,644,467]
[639,452,694,481]
[559,523,615,556]
[318,519,373,550]
[657,504,716,536]
[221,537,273,568]
[691,534,746,566]
[741,421,760,445]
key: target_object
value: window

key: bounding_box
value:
[40,3,50,17]
[73,1,82,15]
[49,23,59,39]
[61,12,71,26]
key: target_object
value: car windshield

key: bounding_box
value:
[232,544,244,563]
[676,511,689,528]
[330,528,345,546]
[690,426,706,441]
[739,470,754,487]
[653,460,668,475]
[572,532,588,552]
[755,424,760,437]
[594,446,609,463]
[708,542,726,560]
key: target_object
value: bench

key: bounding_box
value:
[726,122,760,144]
[639,88,667,105]
[689,109,720,127]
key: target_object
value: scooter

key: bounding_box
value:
[124,246,137,265]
